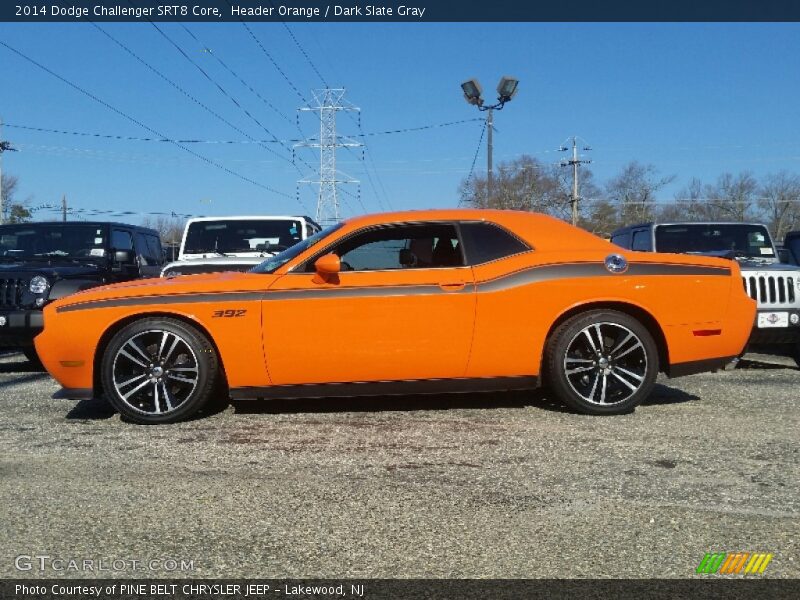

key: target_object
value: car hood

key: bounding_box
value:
[50,271,275,310]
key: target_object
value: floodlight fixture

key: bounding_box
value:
[496,76,519,103]
[461,79,484,106]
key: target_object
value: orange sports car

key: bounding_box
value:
[35,209,755,424]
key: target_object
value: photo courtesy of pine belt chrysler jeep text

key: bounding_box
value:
[34,209,756,424]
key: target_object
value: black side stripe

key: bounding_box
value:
[478,262,730,293]
[56,291,265,313]
[55,262,730,313]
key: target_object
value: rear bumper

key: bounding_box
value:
[667,356,736,378]
[0,310,44,347]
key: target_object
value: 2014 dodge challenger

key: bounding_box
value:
[34,210,756,424]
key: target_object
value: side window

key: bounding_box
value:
[308,223,463,272]
[134,232,162,265]
[610,232,631,249]
[631,230,652,251]
[146,235,163,264]
[458,222,530,265]
[111,229,133,251]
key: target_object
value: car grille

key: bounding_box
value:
[0,278,26,309]
[742,274,797,307]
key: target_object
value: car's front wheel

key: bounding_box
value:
[101,318,220,424]
[545,310,659,415]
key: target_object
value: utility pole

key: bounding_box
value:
[296,89,361,226]
[559,136,592,226]
[486,108,493,198]
[62,194,67,222]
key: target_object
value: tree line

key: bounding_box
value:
[459,156,800,240]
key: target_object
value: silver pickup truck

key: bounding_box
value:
[610,221,800,366]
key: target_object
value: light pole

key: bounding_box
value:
[461,76,519,201]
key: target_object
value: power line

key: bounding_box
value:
[266,0,330,89]
[5,118,482,144]
[145,21,303,169]
[0,40,291,199]
[235,17,310,105]
[90,22,293,168]
[179,24,297,129]
[467,119,488,182]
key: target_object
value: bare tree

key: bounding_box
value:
[141,215,186,245]
[703,172,757,222]
[605,162,675,225]
[758,171,800,240]
[460,155,560,214]
[1,174,32,223]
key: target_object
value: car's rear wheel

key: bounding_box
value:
[101,318,220,424]
[545,310,659,415]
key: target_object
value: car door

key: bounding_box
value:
[261,222,476,385]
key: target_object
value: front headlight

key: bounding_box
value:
[30,275,50,294]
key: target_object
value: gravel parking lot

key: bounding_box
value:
[0,351,797,579]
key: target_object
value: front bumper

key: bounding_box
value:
[748,309,800,344]
[0,309,44,346]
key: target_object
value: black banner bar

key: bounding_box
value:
[3,579,799,600]
[3,1,800,22]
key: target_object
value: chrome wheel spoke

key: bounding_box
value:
[121,378,151,400]
[152,382,161,414]
[118,348,148,369]
[611,371,639,392]
[615,341,643,360]
[168,373,197,384]
[616,365,644,382]
[566,365,595,375]
[599,373,608,404]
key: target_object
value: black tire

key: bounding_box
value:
[101,317,220,424]
[545,310,659,415]
[793,342,800,370]
[22,348,42,365]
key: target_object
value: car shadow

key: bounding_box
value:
[0,359,46,374]
[65,397,117,421]
[736,357,794,371]
[232,388,538,416]
[232,382,700,417]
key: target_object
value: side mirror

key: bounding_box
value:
[113,249,136,264]
[314,253,341,276]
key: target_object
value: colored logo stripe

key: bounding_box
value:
[697,553,773,574]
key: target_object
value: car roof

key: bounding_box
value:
[0,221,159,234]
[186,215,313,223]
[339,209,610,252]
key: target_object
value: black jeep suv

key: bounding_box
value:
[0,221,163,362]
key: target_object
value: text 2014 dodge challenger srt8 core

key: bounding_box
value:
[35,210,756,424]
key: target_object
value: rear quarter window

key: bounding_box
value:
[459,222,530,265]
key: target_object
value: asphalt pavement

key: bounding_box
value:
[0,351,797,579]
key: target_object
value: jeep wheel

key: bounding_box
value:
[545,310,659,415]
[101,318,220,424]
[22,348,43,366]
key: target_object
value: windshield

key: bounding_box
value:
[655,224,776,259]
[251,223,344,274]
[0,224,107,259]
[183,219,304,254]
